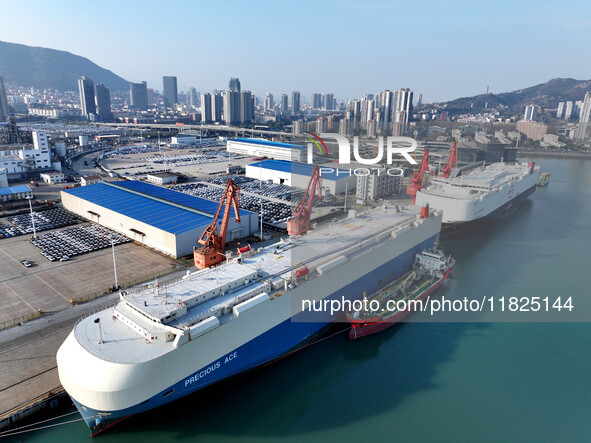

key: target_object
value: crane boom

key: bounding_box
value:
[439,141,457,178]
[287,166,322,236]
[405,148,429,204]
[194,180,240,269]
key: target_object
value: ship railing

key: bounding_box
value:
[72,299,121,345]
[73,299,120,327]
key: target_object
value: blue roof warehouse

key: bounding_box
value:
[227,138,306,162]
[61,181,258,258]
[245,160,357,195]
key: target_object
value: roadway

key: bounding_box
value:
[97,122,292,138]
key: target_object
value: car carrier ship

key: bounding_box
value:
[408,143,540,231]
[57,185,443,435]
[346,247,454,339]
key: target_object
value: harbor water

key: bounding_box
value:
[9,158,591,442]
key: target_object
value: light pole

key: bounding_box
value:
[344,181,348,213]
[111,234,118,288]
[27,197,37,239]
[260,199,264,240]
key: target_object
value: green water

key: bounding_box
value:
[12,158,591,442]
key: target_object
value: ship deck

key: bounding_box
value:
[423,163,532,197]
[72,203,426,364]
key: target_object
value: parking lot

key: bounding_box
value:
[31,224,129,261]
[0,228,182,324]
[101,147,256,178]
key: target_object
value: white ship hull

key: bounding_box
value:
[57,210,442,434]
[415,162,540,224]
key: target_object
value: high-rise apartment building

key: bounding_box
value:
[573,100,583,120]
[229,78,241,92]
[576,92,591,141]
[324,93,335,110]
[201,93,212,123]
[524,104,537,121]
[392,88,413,136]
[240,90,253,123]
[556,101,565,119]
[162,76,178,108]
[316,117,327,133]
[189,87,199,108]
[312,93,322,109]
[212,93,223,122]
[281,94,288,113]
[379,90,394,124]
[0,77,8,122]
[264,92,274,111]
[292,91,301,114]
[564,101,574,120]
[94,84,112,121]
[130,81,148,110]
[224,90,241,124]
[78,76,96,117]
[360,98,375,124]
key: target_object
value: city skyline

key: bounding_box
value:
[0,1,590,102]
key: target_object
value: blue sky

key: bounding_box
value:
[0,0,589,102]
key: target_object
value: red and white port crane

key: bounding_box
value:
[406,148,429,204]
[438,141,457,178]
[287,166,322,236]
[193,180,240,269]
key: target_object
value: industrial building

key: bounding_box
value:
[245,160,356,195]
[146,172,178,185]
[0,168,7,188]
[457,144,517,165]
[61,181,258,258]
[356,169,401,201]
[81,175,102,186]
[0,131,52,177]
[0,185,33,203]
[171,134,198,145]
[40,172,66,184]
[227,138,305,162]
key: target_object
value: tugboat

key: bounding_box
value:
[346,248,454,339]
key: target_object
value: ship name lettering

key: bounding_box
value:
[185,361,221,387]
[224,351,238,363]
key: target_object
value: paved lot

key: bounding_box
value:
[0,325,68,417]
[0,226,181,324]
[0,265,192,418]
[102,147,255,179]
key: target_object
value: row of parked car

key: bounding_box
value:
[7,208,81,235]
[1,209,81,240]
[0,222,25,239]
[30,224,130,262]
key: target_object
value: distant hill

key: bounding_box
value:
[0,40,129,92]
[441,78,591,114]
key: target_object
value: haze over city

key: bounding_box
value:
[1,0,590,102]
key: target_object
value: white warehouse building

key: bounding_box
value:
[245,160,356,195]
[227,138,305,162]
[61,180,258,258]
